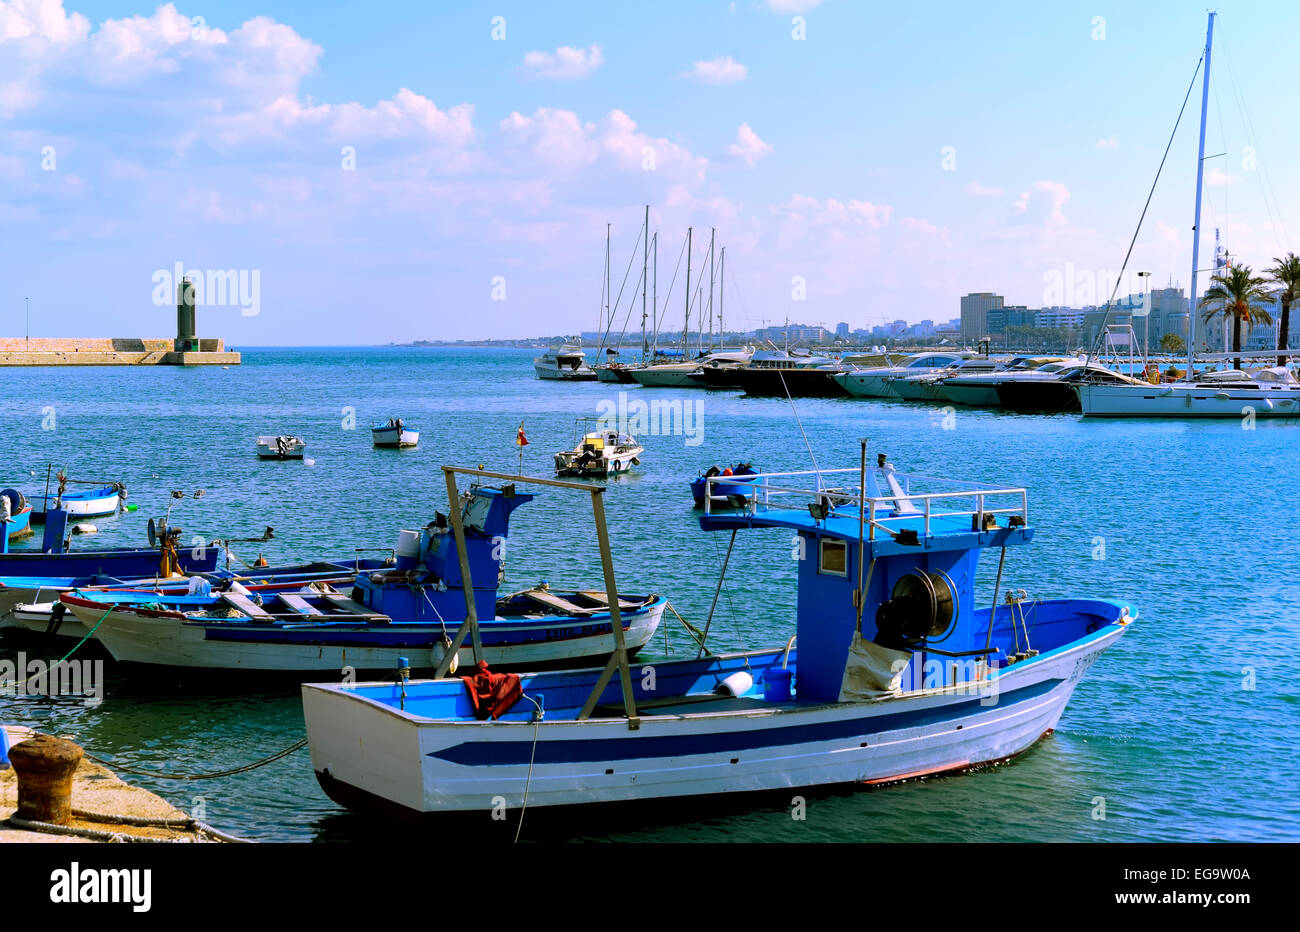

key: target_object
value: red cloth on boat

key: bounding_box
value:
[460,660,524,720]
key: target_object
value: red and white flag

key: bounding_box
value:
[516,423,528,447]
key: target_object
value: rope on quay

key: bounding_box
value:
[6,813,251,843]
[85,736,309,781]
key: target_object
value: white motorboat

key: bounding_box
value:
[629,349,753,388]
[554,421,643,477]
[887,357,1002,402]
[257,435,306,460]
[940,357,1078,408]
[834,352,971,398]
[372,418,419,448]
[534,343,596,381]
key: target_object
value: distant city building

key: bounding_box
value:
[985,306,1034,335]
[835,322,850,339]
[754,324,828,346]
[960,292,1004,341]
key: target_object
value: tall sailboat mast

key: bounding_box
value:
[641,205,649,364]
[719,245,726,350]
[683,227,692,355]
[1187,11,1215,379]
[652,231,658,355]
[604,222,611,354]
[708,227,716,351]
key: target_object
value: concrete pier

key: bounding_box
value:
[0,337,239,367]
[1,726,209,843]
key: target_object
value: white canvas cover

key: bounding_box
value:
[839,632,912,700]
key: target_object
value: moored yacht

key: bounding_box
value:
[995,362,1144,412]
[628,348,752,388]
[888,356,1001,402]
[941,357,1078,408]
[1078,364,1300,417]
[833,351,970,398]
[534,343,597,381]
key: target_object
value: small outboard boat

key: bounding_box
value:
[690,463,758,508]
[372,417,419,449]
[257,435,306,460]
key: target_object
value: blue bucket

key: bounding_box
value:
[764,668,793,702]
[0,726,10,770]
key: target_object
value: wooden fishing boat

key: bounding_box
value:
[302,456,1132,819]
[372,418,419,448]
[60,485,663,673]
[28,483,126,520]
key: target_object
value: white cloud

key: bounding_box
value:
[726,123,772,166]
[1013,180,1071,227]
[773,194,892,228]
[0,0,89,43]
[520,44,603,80]
[501,107,706,183]
[966,180,1004,197]
[685,56,748,85]
[1096,135,1118,149]
[1206,167,1239,186]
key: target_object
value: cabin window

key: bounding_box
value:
[818,539,848,576]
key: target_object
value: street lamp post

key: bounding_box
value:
[25,297,29,349]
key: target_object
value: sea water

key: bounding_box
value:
[1,346,1296,841]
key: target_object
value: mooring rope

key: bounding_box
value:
[86,737,308,781]
[0,603,113,693]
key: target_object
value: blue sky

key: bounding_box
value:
[2,0,1296,344]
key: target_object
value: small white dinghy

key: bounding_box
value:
[372,418,419,448]
[257,435,306,460]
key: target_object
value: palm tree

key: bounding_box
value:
[1267,253,1300,367]
[1199,264,1274,370]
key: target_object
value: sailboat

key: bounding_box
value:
[1076,12,1300,419]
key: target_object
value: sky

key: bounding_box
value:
[1,0,1297,344]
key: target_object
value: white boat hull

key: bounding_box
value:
[835,373,895,397]
[372,427,419,448]
[1077,382,1300,417]
[64,599,665,672]
[29,493,122,518]
[534,365,597,381]
[627,366,703,388]
[302,627,1121,815]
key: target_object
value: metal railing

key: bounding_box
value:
[704,467,1028,539]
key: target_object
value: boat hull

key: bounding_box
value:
[63,596,665,673]
[372,427,419,448]
[30,491,121,519]
[302,620,1126,816]
[627,366,703,388]
[3,506,32,541]
[1077,382,1300,417]
[941,381,1003,407]
[732,368,848,398]
[534,364,597,381]
[994,380,1081,412]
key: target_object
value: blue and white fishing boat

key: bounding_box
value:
[372,418,419,448]
[61,484,665,674]
[301,454,1133,819]
[28,479,126,520]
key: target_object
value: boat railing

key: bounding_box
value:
[705,467,1028,538]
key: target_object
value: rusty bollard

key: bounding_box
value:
[7,734,83,825]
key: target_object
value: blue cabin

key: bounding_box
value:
[699,459,1033,702]
[353,485,534,622]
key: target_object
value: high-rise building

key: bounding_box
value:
[960,293,1004,341]
[835,322,850,339]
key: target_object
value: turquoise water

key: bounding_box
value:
[2,346,1297,842]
